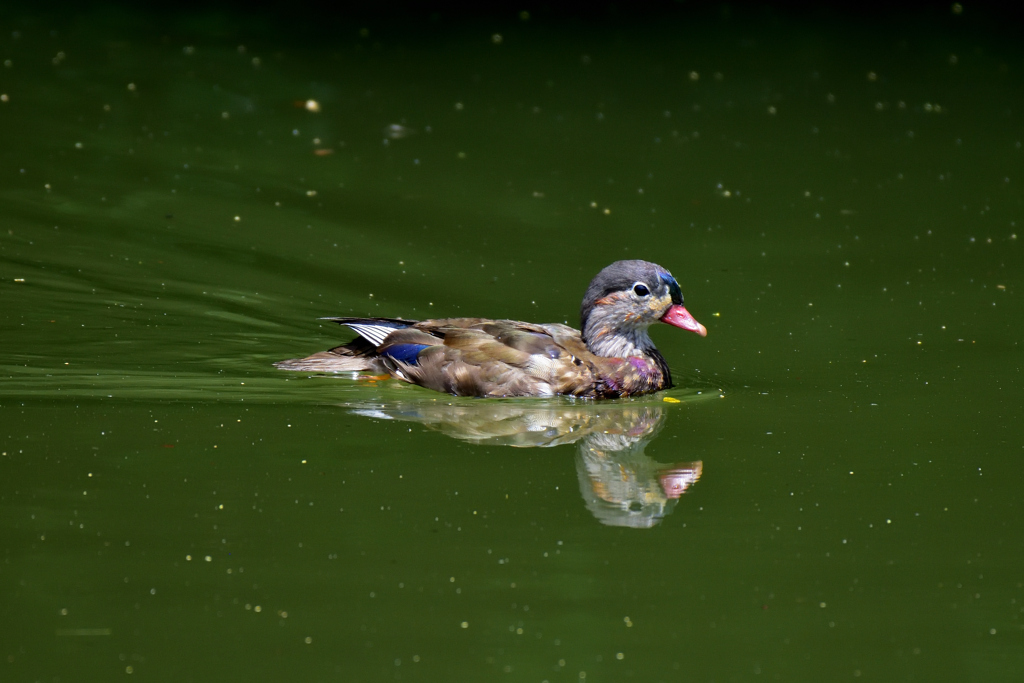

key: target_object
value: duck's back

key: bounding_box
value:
[394,318,602,398]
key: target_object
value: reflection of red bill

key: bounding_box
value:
[660,305,707,337]
[659,461,704,499]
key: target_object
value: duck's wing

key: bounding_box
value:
[321,316,419,346]
[379,319,601,397]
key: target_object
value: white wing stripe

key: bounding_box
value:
[345,323,394,347]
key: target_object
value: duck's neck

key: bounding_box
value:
[584,322,656,359]
[582,308,674,391]
[582,302,658,359]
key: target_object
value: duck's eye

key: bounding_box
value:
[632,283,650,297]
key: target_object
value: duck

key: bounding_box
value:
[275,259,707,398]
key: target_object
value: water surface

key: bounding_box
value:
[2,4,1023,681]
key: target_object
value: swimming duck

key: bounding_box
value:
[275,259,706,398]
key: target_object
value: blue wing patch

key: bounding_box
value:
[382,343,430,365]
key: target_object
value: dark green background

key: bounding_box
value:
[2,3,1022,681]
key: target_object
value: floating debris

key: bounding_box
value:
[384,124,414,139]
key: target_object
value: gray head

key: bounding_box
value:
[580,260,705,357]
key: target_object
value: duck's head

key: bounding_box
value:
[580,260,706,358]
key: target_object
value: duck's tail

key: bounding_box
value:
[274,317,419,373]
[274,348,376,372]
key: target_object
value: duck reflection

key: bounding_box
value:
[346,400,702,528]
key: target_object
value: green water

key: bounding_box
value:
[2,4,1023,681]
